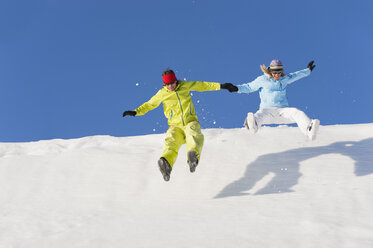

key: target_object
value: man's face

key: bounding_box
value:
[166,81,177,91]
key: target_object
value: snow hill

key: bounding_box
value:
[1,124,373,248]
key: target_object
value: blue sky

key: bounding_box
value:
[1,0,372,142]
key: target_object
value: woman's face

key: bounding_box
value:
[166,81,178,91]
[271,71,282,81]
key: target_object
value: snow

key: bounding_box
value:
[1,123,373,247]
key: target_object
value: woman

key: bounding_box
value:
[237,59,320,140]
[122,69,237,181]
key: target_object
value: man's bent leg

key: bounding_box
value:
[161,126,185,168]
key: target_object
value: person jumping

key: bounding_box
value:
[236,59,320,140]
[122,69,237,181]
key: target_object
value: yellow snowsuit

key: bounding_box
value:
[135,81,221,167]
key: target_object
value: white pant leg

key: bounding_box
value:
[254,108,311,135]
[254,108,284,127]
[278,107,311,135]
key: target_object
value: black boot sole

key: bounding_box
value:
[158,158,171,181]
[187,151,199,173]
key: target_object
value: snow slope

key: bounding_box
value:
[1,124,373,248]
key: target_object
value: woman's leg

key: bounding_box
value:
[254,108,280,127]
[278,108,311,135]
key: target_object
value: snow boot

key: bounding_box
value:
[244,112,258,134]
[187,150,199,173]
[158,157,172,181]
[307,119,320,140]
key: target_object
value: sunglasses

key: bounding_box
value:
[271,71,282,75]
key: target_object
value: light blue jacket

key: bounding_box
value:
[237,68,311,109]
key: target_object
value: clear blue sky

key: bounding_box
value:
[1,0,372,142]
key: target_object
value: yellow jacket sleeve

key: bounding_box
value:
[183,81,221,92]
[134,90,163,116]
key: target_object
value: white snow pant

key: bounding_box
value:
[253,107,311,135]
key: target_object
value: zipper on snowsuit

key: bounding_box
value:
[175,91,185,126]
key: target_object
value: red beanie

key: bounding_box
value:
[162,73,178,84]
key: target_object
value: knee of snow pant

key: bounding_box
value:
[161,126,186,167]
[280,108,311,135]
[184,121,204,161]
[253,109,271,127]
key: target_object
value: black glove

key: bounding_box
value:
[122,110,137,117]
[307,60,316,71]
[221,83,238,93]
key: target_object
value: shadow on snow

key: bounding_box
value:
[215,138,373,198]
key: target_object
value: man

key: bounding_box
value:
[122,69,237,181]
